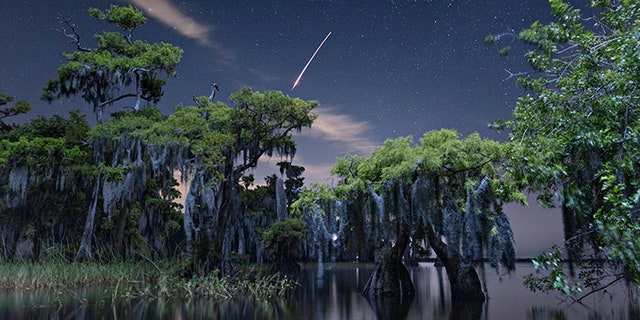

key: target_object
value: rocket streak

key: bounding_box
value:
[292,31,332,90]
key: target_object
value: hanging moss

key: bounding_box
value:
[297,129,522,301]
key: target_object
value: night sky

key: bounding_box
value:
[1,0,590,255]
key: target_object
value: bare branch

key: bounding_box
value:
[52,14,93,52]
[503,69,528,81]
[556,43,581,55]
[575,275,626,304]
[590,36,621,53]
[495,31,517,42]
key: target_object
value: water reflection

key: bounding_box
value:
[0,262,637,319]
[364,295,413,320]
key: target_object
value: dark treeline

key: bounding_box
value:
[0,93,315,267]
[0,102,517,304]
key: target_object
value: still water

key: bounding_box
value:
[0,262,637,319]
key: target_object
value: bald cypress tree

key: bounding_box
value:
[182,88,317,275]
[42,5,182,123]
[323,130,522,301]
[0,110,91,261]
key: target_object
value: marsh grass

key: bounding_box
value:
[173,272,298,300]
[0,259,298,300]
[0,261,146,290]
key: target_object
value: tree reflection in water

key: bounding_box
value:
[0,263,637,319]
[364,294,413,320]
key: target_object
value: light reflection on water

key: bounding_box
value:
[0,262,637,320]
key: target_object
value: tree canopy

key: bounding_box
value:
[0,86,317,265]
[295,130,521,301]
[182,88,318,274]
[0,88,30,133]
[4,5,319,273]
[42,5,183,123]
[490,0,640,292]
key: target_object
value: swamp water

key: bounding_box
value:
[0,262,637,320]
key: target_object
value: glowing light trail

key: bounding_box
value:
[292,31,332,90]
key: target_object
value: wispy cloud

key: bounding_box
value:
[252,107,378,184]
[293,107,378,184]
[294,159,340,185]
[127,0,233,61]
[302,107,377,155]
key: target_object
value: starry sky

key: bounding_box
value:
[1,0,594,255]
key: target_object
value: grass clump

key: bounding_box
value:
[0,261,146,290]
[141,261,299,300]
[0,259,298,301]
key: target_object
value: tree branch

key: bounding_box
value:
[575,275,625,304]
[503,69,528,81]
[98,93,137,109]
[425,219,449,265]
[53,15,93,52]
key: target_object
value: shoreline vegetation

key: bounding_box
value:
[0,259,298,300]
[0,257,598,293]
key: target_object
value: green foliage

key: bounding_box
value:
[359,136,416,182]
[0,111,94,262]
[499,46,510,57]
[89,5,147,31]
[524,245,582,296]
[3,7,321,272]
[228,88,318,168]
[595,167,640,285]
[43,5,183,122]
[93,104,233,177]
[484,34,497,44]
[261,218,307,262]
[329,129,522,202]
[0,88,30,132]
[1,85,317,267]
[291,182,338,217]
[418,130,506,176]
[330,154,366,195]
[0,111,91,170]
[92,107,164,139]
[174,88,318,273]
[491,0,640,292]
[301,129,521,283]
[88,102,237,261]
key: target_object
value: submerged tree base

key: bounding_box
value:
[364,293,413,320]
[447,264,486,303]
[362,259,415,299]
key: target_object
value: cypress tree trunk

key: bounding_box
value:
[276,177,287,222]
[425,221,485,302]
[76,176,100,261]
[273,177,301,277]
[362,182,415,299]
[116,207,128,258]
[210,178,233,277]
[362,224,415,298]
